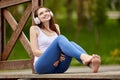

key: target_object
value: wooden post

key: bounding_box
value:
[0,8,5,61]
[32,0,43,24]
[0,9,2,61]
[39,0,43,7]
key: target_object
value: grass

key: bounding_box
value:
[7,19,120,66]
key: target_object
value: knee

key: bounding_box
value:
[57,35,67,43]
[56,35,65,42]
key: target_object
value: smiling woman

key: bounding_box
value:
[30,7,101,74]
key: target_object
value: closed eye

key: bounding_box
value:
[39,12,43,15]
[45,10,49,13]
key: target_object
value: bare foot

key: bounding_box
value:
[89,55,101,73]
[80,54,101,73]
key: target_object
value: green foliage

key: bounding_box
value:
[8,41,30,60]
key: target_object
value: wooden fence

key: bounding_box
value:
[0,0,43,70]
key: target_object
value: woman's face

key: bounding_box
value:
[37,8,52,23]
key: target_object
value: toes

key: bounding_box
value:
[92,54,101,59]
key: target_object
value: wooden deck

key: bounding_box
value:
[0,65,120,80]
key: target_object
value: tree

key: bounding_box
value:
[93,0,108,47]
[65,0,73,32]
[85,0,94,32]
[75,0,84,38]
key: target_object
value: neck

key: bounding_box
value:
[43,21,50,30]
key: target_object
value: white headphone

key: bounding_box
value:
[33,11,54,25]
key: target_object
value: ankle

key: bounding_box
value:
[80,54,92,65]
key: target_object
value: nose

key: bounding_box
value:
[42,12,48,17]
[44,13,48,16]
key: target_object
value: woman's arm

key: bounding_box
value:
[30,26,44,57]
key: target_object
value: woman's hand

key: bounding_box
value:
[53,54,65,67]
[53,60,59,67]
[59,54,65,62]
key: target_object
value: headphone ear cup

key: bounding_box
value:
[50,11,54,17]
[33,17,41,24]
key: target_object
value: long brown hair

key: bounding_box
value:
[34,7,59,35]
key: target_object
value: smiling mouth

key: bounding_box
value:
[43,15,50,19]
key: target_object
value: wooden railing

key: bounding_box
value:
[0,0,43,70]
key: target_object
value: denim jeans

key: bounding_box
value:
[34,35,87,74]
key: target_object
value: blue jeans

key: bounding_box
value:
[34,35,87,74]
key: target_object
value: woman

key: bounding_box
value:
[30,7,101,74]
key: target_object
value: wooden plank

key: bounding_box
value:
[32,0,40,24]
[41,0,44,6]
[3,9,33,58]
[32,0,43,24]
[0,0,31,8]
[2,73,120,80]
[2,3,32,60]
[38,0,43,7]
[0,9,2,60]
[0,9,5,61]
[0,60,32,70]
[0,65,120,79]
[3,10,6,56]
[32,0,43,12]
[32,0,39,8]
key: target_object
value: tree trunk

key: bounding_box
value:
[75,0,84,39]
[94,26,99,49]
[87,0,93,32]
[66,0,73,32]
